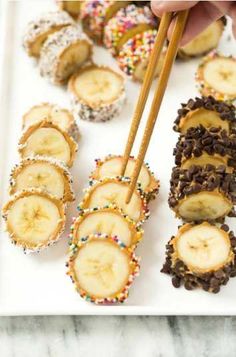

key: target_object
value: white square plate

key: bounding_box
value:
[0,0,236,315]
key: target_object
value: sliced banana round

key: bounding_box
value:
[178,19,225,58]
[2,189,66,252]
[174,125,236,172]
[71,206,143,248]
[18,120,78,168]
[118,29,166,82]
[22,103,79,142]
[196,52,236,102]
[68,64,126,122]
[23,10,74,57]
[173,96,236,134]
[162,222,236,293]
[39,25,93,85]
[67,233,140,303]
[57,1,83,19]
[9,156,74,203]
[104,4,157,56]
[169,165,236,222]
[91,155,159,202]
[80,0,130,44]
[79,177,149,224]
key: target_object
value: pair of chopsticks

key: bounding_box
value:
[121,10,189,203]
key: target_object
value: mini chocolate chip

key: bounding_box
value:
[161,262,171,274]
[221,224,229,232]
[230,271,236,277]
[222,277,229,285]
[214,269,225,279]
[210,127,221,133]
[210,277,220,287]
[184,281,194,290]
[212,286,220,294]
[230,238,236,247]
[172,276,181,288]
[187,99,195,109]
[202,137,213,146]
[193,148,202,157]
[205,164,215,171]
[202,282,210,291]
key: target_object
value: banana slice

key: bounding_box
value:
[174,125,236,172]
[18,120,78,167]
[196,52,236,101]
[104,4,157,55]
[162,222,236,293]
[178,19,225,58]
[80,0,131,44]
[118,29,166,82]
[39,26,93,85]
[68,64,126,122]
[91,155,159,202]
[79,177,149,224]
[57,1,83,19]
[173,96,236,134]
[67,233,140,303]
[71,206,143,248]
[2,189,66,252]
[169,165,236,222]
[22,103,79,142]
[23,11,74,57]
[9,156,74,202]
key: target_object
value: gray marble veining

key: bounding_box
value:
[0,316,236,357]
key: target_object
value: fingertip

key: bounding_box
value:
[151,1,164,17]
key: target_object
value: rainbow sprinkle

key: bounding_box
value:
[118,29,158,78]
[81,1,116,43]
[104,4,157,55]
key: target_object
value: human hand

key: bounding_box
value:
[151,1,236,45]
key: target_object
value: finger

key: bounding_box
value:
[167,2,223,45]
[231,6,236,38]
[212,1,236,38]
[151,1,198,17]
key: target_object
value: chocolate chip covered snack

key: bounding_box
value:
[169,165,236,222]
[173,96,236,134]
[174,126,236,172]
[162,222,236,293]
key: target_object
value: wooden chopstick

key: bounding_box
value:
[126,10,189,204]
[121,12,172,176]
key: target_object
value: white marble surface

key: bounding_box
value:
[0,316,235,356]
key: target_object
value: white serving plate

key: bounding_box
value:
[0,0,236,316]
